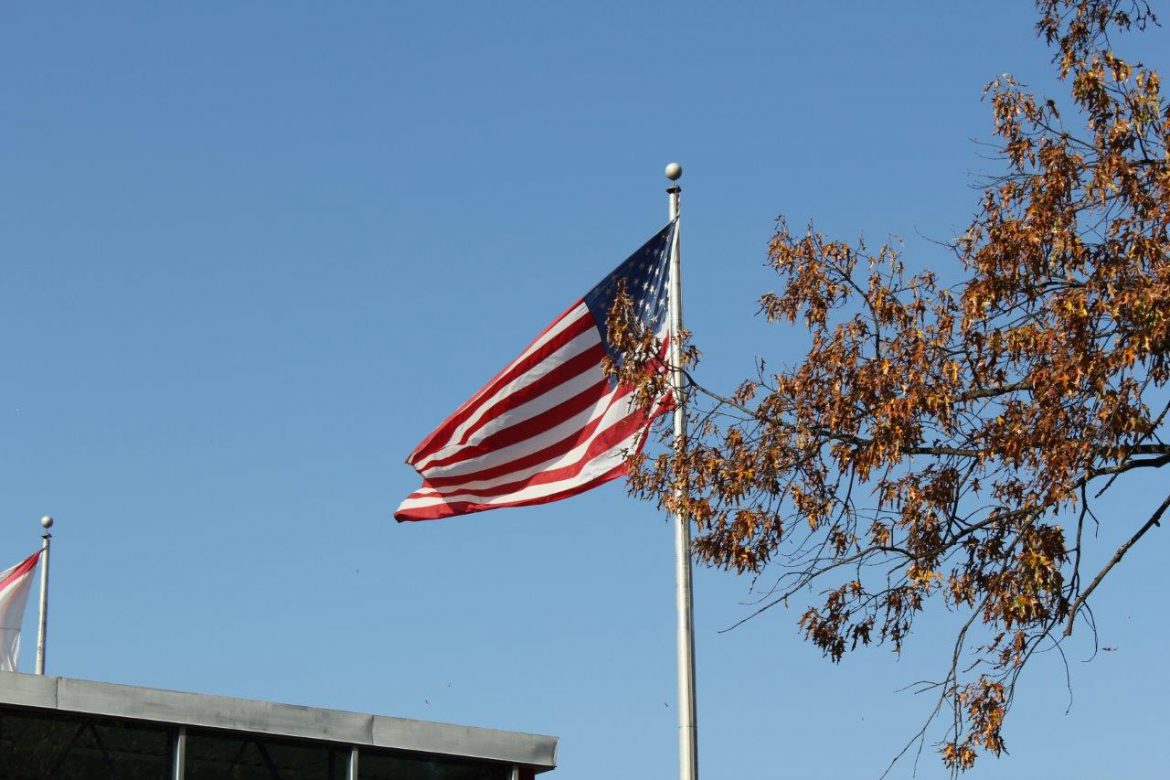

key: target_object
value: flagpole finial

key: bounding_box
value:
[664,162,682,182]
[40,515,53,530]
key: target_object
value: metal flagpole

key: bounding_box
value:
[665,162,698,780]
[35,515,53,675]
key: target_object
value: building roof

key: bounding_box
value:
[0,671,557,772]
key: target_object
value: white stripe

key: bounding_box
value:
[418,368,613,479]
[444,350,603,452]
[407,390,645,500]
[443,309,598,449]
[413,389,642,497]
[408,303,591,461]
[419,324,602,466]
[417,330,668,480]
[397,423,643,510]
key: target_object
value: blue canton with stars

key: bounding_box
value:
[583,221,675,375]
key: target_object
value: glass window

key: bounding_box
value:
[0,705,172,779]
[185,729,347,780]
[358,749,511,780]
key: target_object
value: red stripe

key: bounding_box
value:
[417,386,628,487]
[422,376,610,471]
[396,328,675,521]
[419,376,649,488]
[395,395,667,521]
[0,550,41,592]
[452,342,606,447]
[417,334,673,482]
[407,303,595,464]
[413,400,658,500]
[395,462,630,521]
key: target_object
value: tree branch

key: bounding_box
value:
[1063,491,1170,637]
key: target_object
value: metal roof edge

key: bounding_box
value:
[0,672,556,770]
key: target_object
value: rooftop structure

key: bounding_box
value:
[0,671,557,778]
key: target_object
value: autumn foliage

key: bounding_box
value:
[608,0,1168,772]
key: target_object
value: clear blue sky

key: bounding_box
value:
[3,2,1168,778]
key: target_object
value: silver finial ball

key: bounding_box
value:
[40,515,54,529]
[664,162,682,181]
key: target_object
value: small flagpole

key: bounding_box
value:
[35,515,52,675]
[665,162,699,780]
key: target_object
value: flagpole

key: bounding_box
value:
[35,515,52,675]
[665,162,698,780]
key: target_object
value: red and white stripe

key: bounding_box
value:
[0,550,42,672]
[395,300,671,521]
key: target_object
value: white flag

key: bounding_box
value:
[0,551,42,672]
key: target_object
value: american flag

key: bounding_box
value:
[395,222,677,521]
